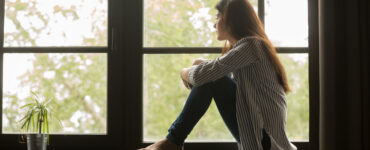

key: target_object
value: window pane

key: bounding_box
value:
[143,54,234,141]
[279,54,309,140]
[2,53,107,134]
[4,0,107,47]
[143,53,308,141]
[265,0,308,47]
[143,0,258,47]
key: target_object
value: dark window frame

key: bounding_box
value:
[138,0,319,149]
[0,0,127,149]
[0,0,318,149]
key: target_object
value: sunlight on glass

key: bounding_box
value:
[4,0,107,47]
[250,0,258,12]
[2,53,107,134]
[279,54,309,141]
[143,53,308,141]
[143,0,258,47]
[265,0,308,47]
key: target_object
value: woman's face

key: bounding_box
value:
[214,12,229,41]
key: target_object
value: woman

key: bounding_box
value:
[140,0,297,149]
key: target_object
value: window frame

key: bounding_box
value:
[138,0,319,150]
[0,0,127,149]
[0,0,319,149]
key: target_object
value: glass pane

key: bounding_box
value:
[143,54,234,141]
[279,54,309,140]
[251,0,259,12]
[143,53,308,141]
[143,0,258,47]
[2,53,107,134]
[265,0,308,47]
[4,0,107,47]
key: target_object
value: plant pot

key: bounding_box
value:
[27,134,47,150]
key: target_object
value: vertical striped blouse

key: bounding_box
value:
[188,36,297,150]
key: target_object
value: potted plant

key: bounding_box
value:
[19,92,61,150]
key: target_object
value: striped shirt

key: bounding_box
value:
[188,36,297,150]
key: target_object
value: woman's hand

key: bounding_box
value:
[181,57,207,90]
[192,57,208,66]
[182,79,192,90]
[181,68,190,82]
[181,68,192,89]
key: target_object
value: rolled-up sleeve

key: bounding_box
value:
[188,38,263,86]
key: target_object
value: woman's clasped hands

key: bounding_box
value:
[180,57,209,90]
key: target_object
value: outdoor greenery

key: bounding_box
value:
[3,0,107,134]
[2,0,308,142]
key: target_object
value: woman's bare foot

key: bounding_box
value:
[138,138,183,150]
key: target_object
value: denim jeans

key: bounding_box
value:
[166,76,240,145]
[166,76,271,149]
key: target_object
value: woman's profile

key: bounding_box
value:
[140,0,297,149]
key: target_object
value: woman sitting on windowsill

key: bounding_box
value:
[139,0,297,149]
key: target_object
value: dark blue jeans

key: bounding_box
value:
[166,76,271,149]
[166,76,240,145]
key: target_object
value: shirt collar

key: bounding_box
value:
[232,36,258,47]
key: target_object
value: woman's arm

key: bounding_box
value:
[187,38,263,87]
[181,67,191,83]
[181,58,209,89]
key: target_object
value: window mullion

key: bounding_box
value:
[258,0,265,25]
[142,47,308,54]
[2,47,108,53]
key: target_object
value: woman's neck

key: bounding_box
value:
[228,38,238,47]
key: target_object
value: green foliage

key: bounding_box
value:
[144,0,221,47]
[19,92,61,144]
[19,92,53,134]
[4,53,107,134]
[280,54,309,140]
[3,0,107,134]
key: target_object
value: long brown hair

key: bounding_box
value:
[216,0,291,93]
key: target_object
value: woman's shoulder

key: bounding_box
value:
[233,36,265,48]
[231,36,269,62]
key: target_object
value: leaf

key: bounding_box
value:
[19,111,31,123]
[26,115,32,132]
[43,98,52,106]
[20,114,29,130]
[43,108,49,134]
[43,117,46,134]
[20,109,34,132]
[36,112,41,133]
[31,110,35,131]
[45,112,49,134]
[20,103,34,109]
[31,91,39,100]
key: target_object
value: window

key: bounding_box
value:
[142,0,314,149]
[2,0,108,134]
[0,1,123,149]
[0,0,318,149]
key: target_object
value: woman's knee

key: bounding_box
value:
[209,76,236,90]
[190,76,235,92]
